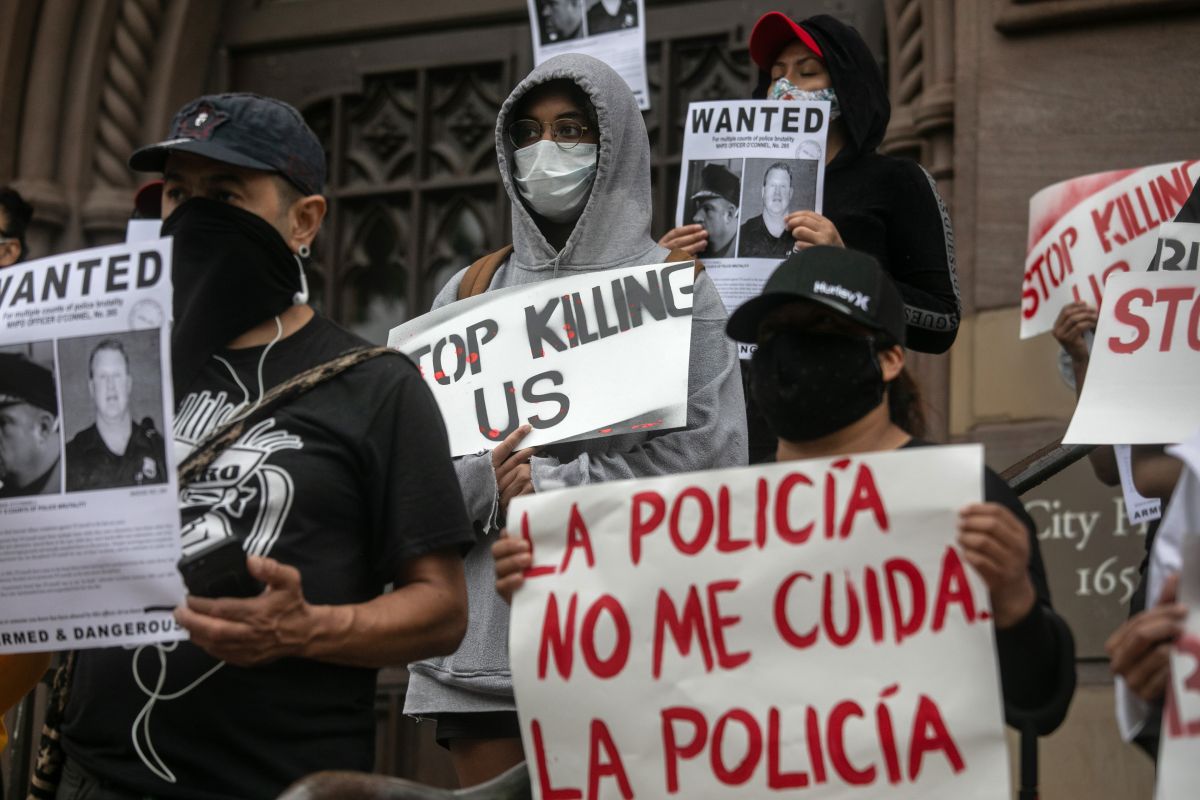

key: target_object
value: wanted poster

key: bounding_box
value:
[528,0,650,110]
[0,238,185,654]
[677,100,828,357]
[509,444,1010,799]
[389,260,694,457]
[1020,160,1200,339]
[1062,270,1200,445]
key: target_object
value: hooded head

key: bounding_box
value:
[749,13,890,157]
[496,54,660,272]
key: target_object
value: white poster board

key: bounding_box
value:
[527,0,649,110]
[1063,270,1200,445]
[1156,433,1200,799]
[389,261,694,457]
[676,100,828,358]
[1149,222,1200,272]
[1020,160,1200,338]
[0,238,185,653]
[509,444,1010,799]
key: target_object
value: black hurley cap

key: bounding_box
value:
[129,93,326,197]
[726,246,906,346]
[0,353,57,415]
[691,163,741,208]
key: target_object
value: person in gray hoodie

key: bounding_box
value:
[403,53,748,785]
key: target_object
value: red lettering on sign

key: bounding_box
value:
[670,487,714,554]
[775,473,815,543]
[711,709,762,785]
[630,492,666,565]
[580,595,631,678]
[538,593,576,680]
[1156,286,1196,351]
[931,548,978,631]
[653,586,714,678]
[1109,287,1153,353]
[587,719,633,800]
[532,719,583,799]
[908,694,966,779]
[707,580,750,670]
[520,511,557,579]
[662,707,707,794]
[828,700,876,785]
[561,504,595,572]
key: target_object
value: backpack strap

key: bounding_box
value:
[177,347,403,487]
[457,245,515,300]
[457,244,701,302]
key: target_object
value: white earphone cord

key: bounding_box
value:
[130,315,283,782]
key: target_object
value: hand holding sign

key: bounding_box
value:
[658,224,710,256]
[493,424,536,513]
[785,210,844,250]
[493,532,532,604]
[1051,301,1098,364]
[957,502,1037,629]
[1106,573,1185,702]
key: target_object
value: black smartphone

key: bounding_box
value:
[177,536,263,598]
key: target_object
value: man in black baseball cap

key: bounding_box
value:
[56,92,472,800]
[690,163,741,258]
[0,353,61,498]
[726,245,908,449]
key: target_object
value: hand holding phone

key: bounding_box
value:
[177,536,264,598]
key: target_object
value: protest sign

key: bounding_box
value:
[527,0,649,110]
[388,260,694,457]
[676,100,828,358]
[509,444,1010,799]
[1149,221,1200,272]
[0,238,185,654]
[1155,432,1200,799]
[1020,160,1200,338]
[1063,270,1200,445]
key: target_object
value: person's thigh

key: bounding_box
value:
[448,737,525,787]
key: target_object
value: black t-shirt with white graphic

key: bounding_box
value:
[61,314,473,800]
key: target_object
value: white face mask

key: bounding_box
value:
[512,140,598,224]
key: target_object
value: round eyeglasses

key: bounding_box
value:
[508,118,591,150]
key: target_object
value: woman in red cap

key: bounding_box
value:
[662,12,961,462]
[663,12,959,356]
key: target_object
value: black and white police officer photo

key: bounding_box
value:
[536,0,584,45]
[687,161,742,259]
[63,332,167,492]
[0,345,62,499]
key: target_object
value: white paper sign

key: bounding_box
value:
[509,444,1010,799]
[1020,160,1200,339]
[1063,270,1200,445]
[0,238,185,654]
[676,100,828,358]
[1156,432,1200,798]
[1149,222,1200,272]
[527,0,649,110]
[389,261,694,457]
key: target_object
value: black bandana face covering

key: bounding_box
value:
[751,330,885,442]
[162,197,300,403]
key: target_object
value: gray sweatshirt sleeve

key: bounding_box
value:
[530,271,748,486]
[431,269,501,535]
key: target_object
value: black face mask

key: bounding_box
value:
[751,329,885,442]
[162,198,301,403]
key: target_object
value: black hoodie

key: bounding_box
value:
[755,15,961,354]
